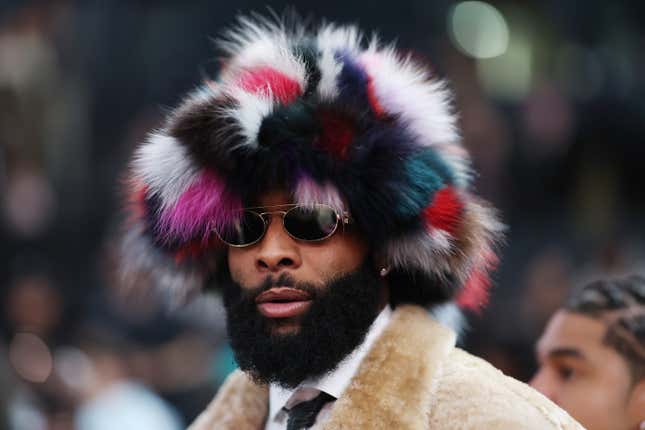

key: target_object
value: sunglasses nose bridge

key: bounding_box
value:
[257,211,291,241]
[258,210,288,224]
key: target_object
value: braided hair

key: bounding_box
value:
[565,275,645,383]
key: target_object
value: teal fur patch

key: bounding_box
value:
[395,148,453,218]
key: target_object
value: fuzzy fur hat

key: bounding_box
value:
[121,16,504,313]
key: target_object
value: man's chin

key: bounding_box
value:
[265,316,304,335]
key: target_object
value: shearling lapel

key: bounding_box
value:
[188,370,269,430]
[320,305,456,430]
[189,305,456,430]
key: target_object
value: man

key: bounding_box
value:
[121,16,583,429]
[531,276,645,430]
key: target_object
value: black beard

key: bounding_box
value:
[220,261,385,389]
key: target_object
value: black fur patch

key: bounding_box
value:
[167,89,241,173]
[388,267,458,307]
[292,41,321,98]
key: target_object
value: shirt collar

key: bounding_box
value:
[268,305,393,422]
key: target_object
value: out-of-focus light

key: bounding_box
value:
[8,402,47,430]
[4,169,56,237]
[8,332,53,383]
[522,82,574,153]
[54,347,95,392]
[449,1,509,59]
[477,33,533,101]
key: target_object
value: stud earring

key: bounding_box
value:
[379,267,390,277]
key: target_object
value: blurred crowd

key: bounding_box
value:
[1,0,644,429]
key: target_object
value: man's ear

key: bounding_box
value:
[369,252,391,306]
[627,378,645,427]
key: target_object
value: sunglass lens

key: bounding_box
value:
[284,205,338,241]
[217,211,265,246]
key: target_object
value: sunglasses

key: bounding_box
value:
[215,204,352,247]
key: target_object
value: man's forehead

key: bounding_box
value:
[537,310,606,357]
[251,190,294,207]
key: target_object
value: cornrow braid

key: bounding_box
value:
[565,275,645,382]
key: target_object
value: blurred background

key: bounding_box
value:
[1,0,644,428]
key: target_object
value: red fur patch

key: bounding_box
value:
[422,186,463,235]
[367,76,385,118]
[238,67,302,104]
[456,251,499,313]
[174,234,223,263]
[174,240,202,263]
[316,111,356,159]
[457,269,491,313]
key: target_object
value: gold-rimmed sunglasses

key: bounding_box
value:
[214,204,352,247]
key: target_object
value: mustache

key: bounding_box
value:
[234,272,321,303]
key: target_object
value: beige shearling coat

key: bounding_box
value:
[190,305,584,430]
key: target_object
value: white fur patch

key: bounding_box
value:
[384,230,463,280]
[219,17,307,91]
[132,134,199,210]
[316,24,363,100]
[427,228,454,251]
[316,23,363,54]
[316,48,342,100]
[465,196,506,238]
[190,84,220,105]
[221,87,274,151]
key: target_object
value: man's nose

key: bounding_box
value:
[255,216,302,273]
[529,369,559,404]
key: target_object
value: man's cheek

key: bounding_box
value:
[229,267,247,285]
[227,250,249,278]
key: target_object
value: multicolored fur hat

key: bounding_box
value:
[121,16,504,314]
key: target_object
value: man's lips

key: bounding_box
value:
[255,287,312,318]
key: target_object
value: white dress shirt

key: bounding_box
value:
[265,306,393,430]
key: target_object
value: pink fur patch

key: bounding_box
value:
[238,67,302,104]
[158,170,241,244]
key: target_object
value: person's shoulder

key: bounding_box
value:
[429,348,585,430]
